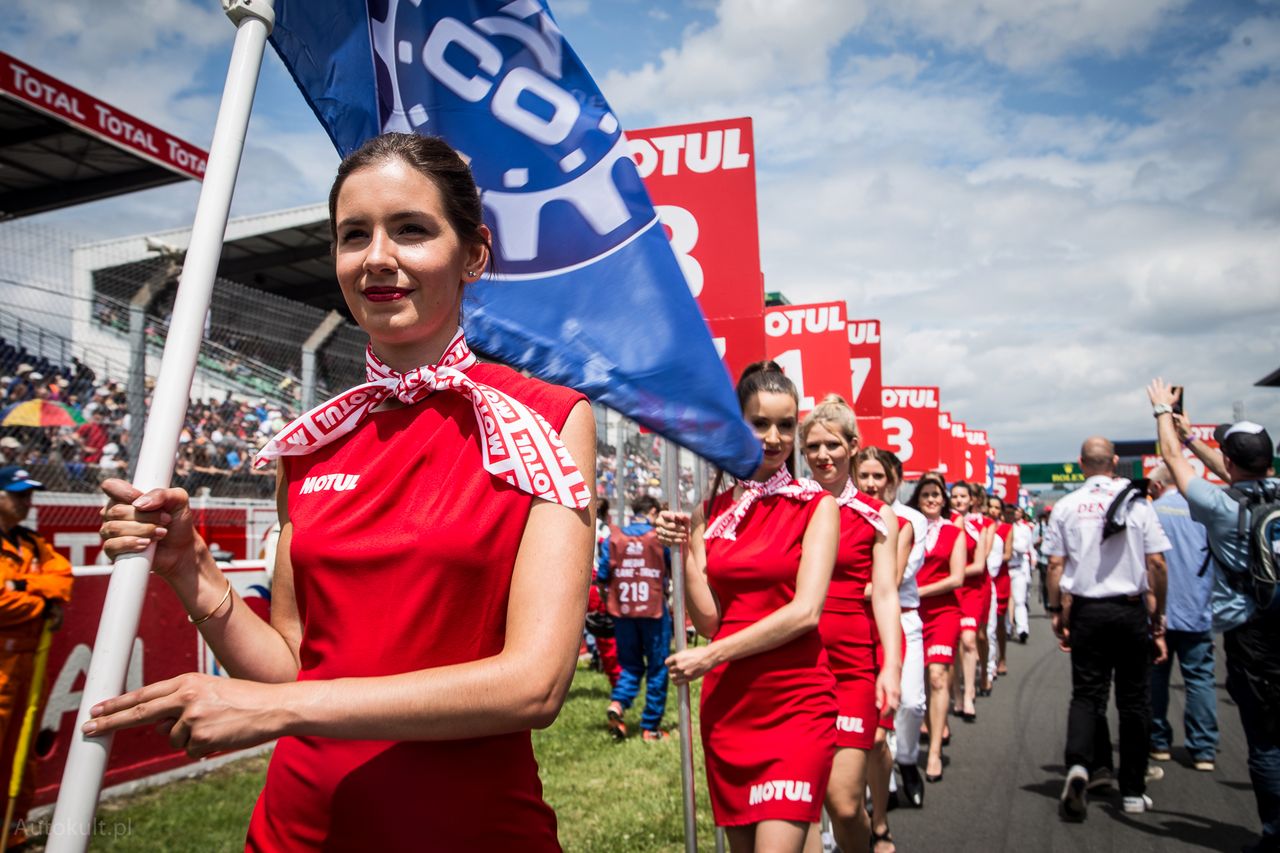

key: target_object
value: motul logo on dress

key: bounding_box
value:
[836,715,866,733]
[299,473,360,494]
[748,780,814,806]
[765,304,845,336]
[847,321,880,345]
[927,644,953,658]
[882,387,937,409]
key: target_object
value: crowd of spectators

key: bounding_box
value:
[3,336,701,505]
[1,337,291,498]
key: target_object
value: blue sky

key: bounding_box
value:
[3,0,1279,462]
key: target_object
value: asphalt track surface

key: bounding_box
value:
[881,600,1260,853]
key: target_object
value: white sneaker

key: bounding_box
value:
[1145,766,1164,783]
[1193,760,1215,772]
[1059,765,1089,822]
[1122,794,1153,813]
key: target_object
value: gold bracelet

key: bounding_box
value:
[188,580,233,626]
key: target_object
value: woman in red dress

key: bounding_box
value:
[658,362,840,853]
[90,134,596,851]
[799,397,901,853]
[905,472,966,782]
[947,480,994,721]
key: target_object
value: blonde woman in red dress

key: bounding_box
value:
[795,397,901,853]
[658,362,840,853]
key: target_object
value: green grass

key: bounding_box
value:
[32,665,717,852]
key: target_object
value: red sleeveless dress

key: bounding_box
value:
[700,489,837,826]
[245,363,583,852]
[818,493,884,750]
[916,522,963,665]
[954,513,992,631]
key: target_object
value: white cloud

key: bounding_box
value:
[601,0,869,115]
[872,0,1193,71]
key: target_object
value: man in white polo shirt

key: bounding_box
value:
[1044,436,1170,821]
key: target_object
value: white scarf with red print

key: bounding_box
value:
[254,328,591,509]
[835,477,888,535]
[704,467,825,541]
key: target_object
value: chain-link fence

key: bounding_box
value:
[0,218,363,499]
[0,219,705,514]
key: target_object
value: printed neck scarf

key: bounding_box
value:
[254,328,590,508]
[704,466,824,541]
[835,478,888,535]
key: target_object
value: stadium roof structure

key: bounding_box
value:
[0,53,208,220]
[78,202,342,313]
[1257,366,1280,388]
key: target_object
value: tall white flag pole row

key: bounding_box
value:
[662,439,698,853]
[47,2,275,847]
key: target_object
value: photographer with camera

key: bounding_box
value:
[1149,379,1280,853]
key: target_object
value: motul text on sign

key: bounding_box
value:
[764,301,853,417]
[880,386,940,477]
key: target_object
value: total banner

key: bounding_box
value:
[764,301,853,417]
[880,386,940,477]
[847,319,883,419]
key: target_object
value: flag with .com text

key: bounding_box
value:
[268,0,762,478]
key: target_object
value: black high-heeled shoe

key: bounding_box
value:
[961,709,977,723]
[925,769,943,783]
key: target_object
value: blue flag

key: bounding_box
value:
[268,0,761,478]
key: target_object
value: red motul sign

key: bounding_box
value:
[857,416,887,454]
[764,301,854,417]
[1,53,207,181]
[881,386,940,477]
[629,117,762,323]
[992,462,1021,502]
[963,428,990,485]
[942,415,969,483]
[706,314,766,386]
[847,319,883,419]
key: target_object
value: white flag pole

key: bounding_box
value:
[47,2,275,847]
[662,439,697,853]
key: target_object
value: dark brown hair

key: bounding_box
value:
[908,471,951,517]
[328,132,493,270]
[709,361,799,501]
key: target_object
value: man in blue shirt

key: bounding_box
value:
[1147,465,1218,771]
[1149,379,1280,853]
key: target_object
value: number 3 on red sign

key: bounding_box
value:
[883,416,914,463]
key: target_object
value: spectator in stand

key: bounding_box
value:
[1146,463,1218,772]
[0,438,19,466]
[76,410,110,464]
